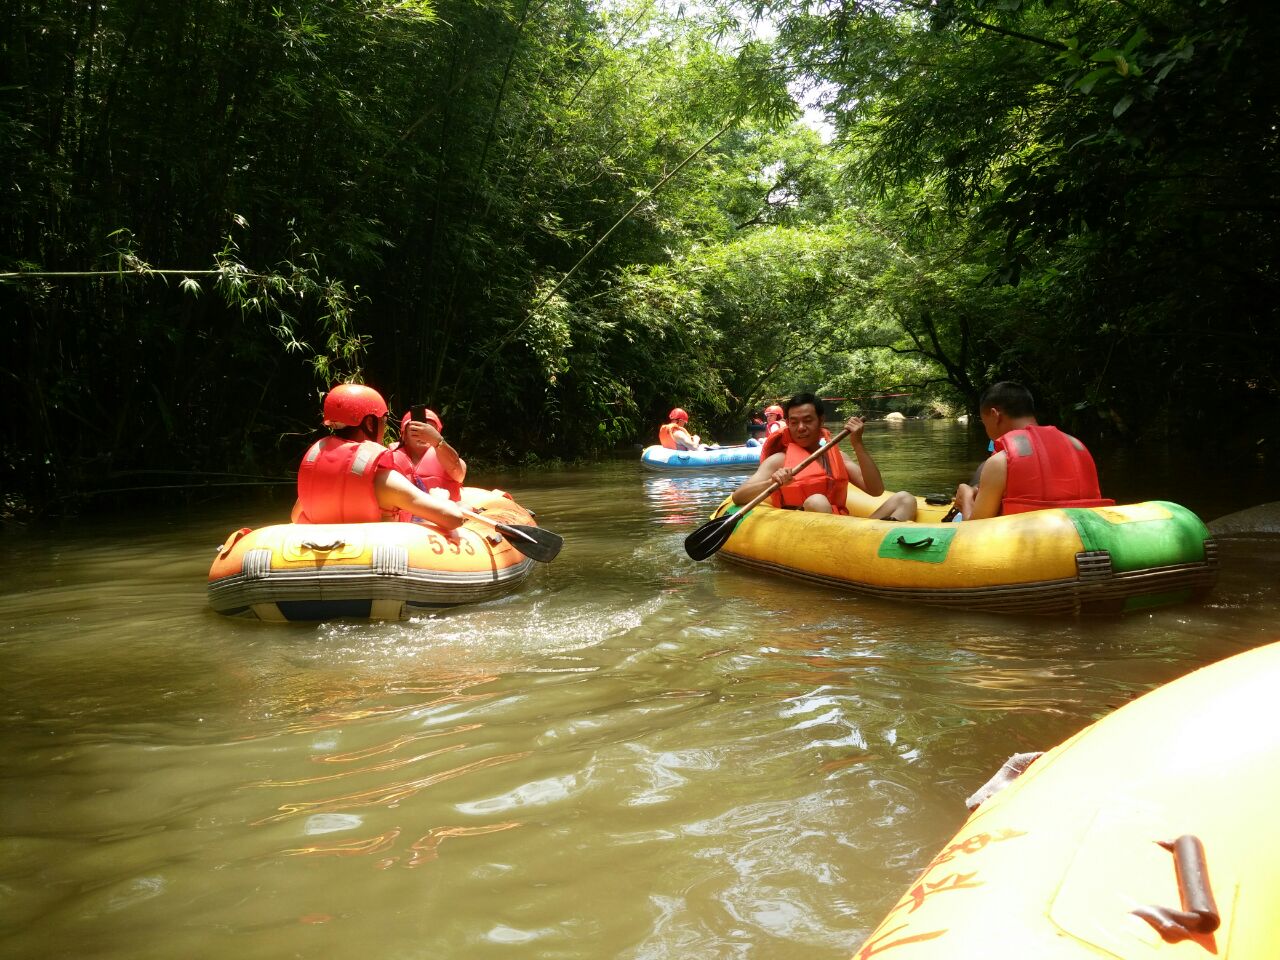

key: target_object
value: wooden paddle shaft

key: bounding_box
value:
[736,426,854,514]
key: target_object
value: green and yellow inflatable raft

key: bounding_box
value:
[707,487,1217,615]
[852,639,1280,959]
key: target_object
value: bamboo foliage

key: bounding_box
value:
[7,0,1273,510]
[0,0,796,504]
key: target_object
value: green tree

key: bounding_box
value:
[760,0,1280,436]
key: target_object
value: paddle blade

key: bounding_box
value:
[683,512,743,561]
[495,522,563,563]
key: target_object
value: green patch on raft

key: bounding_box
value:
[877,526,957,564]
[1064,502,1210,572]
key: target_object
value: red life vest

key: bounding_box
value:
[295,437,392,523]
[387,444,463,522]
[659,422,681,449]
[766,427,850,513]
[414,447,462,500]
[388,445,415,478]
[996,424,1114,515]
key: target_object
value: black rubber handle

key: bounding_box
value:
[896,536,935,549]
[1133,835,1220,940]
[300,540,345,552]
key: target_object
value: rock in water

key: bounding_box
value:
[1209,501,1280,535]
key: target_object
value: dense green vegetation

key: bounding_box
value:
[764,0,1280,435]
[3,0,1276,510]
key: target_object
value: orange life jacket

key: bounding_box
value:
[996,424,1114,515]
[760,425,788,461]
[659,422,681,449]
[295,437,392,523]
[767,427,850,513]
[388,443,463,521]
[388,445,414,479]
[413,447,461,500]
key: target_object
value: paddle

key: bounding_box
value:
[461,508,563,563]
[684,426,854,561]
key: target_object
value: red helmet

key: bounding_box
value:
[323,383,388,427]
[399,408,443,432]
[668,407,689,423]
[765,404,784,419]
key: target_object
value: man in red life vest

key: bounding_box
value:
[731,393,917,521]
[292,384,465,530]
[953,381,1112,520]
[388,407,467,519]
[658,408,705,451]
[764,404,785,437]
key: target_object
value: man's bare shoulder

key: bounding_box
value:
[760,451,786,468]
[980,450,1008,477]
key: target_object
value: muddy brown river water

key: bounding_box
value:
[1,420,1277,959]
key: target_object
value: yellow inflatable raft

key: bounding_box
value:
[708,486,1217,615]
[852,640,1280,959]
[208,487,538,621]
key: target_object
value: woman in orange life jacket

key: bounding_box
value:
[731,392,918,521]
[658,408,707,451]
[764,403,785,437]
[291,383,465,530]
[953,381,1112,521]
[388,407,467,511]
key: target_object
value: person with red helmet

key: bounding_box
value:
[387,406,467,519]
[658,407,708,451]
[292,383,464,530]
[953,381,1112,521]
[731,392,917,520]
[764,403,785,437]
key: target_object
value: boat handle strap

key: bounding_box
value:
[216,527,252,559]
[896,536,935,549]
[300,540,345,552]
[1133,835,1220,939]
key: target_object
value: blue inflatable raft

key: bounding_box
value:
[640,443,762,471]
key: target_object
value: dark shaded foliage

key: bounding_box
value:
[0,0,789,509]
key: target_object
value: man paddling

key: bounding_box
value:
[291,383,464,530]
[731,392,917,520]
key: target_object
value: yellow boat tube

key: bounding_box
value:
[208,487,538,621]
[708,487,1217,615]
[852,640,1280,959]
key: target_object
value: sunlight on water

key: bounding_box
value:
[0,421,1277,960]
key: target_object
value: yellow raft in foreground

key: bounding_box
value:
[853,640,1280,959]
[208,487,537,621]
[709,486,1217,615]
